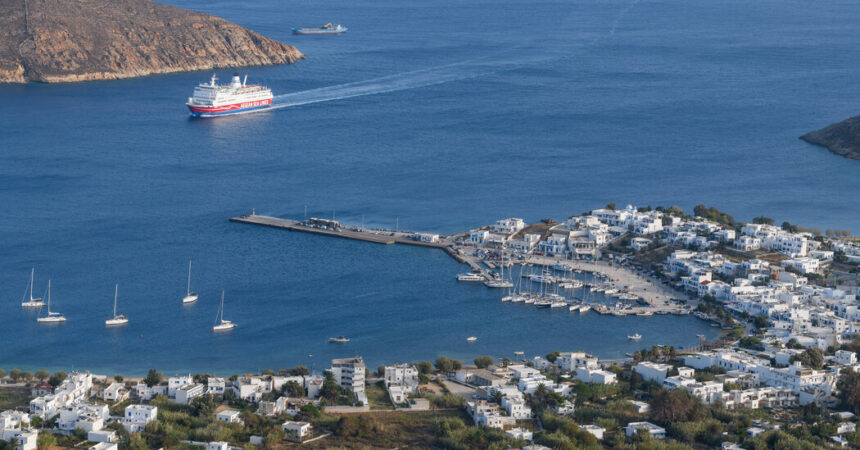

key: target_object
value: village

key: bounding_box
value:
[2,203,859,449]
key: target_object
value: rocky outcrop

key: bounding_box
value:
[800,116,860,161]
[0,0,303,83]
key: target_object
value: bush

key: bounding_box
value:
[474,356,493,369]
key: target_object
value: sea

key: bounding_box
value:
[0,0,858,376]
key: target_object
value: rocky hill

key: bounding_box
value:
[800,116,860,161]
[0,0,303,83]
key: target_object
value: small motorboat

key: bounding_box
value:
[627,333,642,340]
[467,336,478,342]
[328,336,350,343]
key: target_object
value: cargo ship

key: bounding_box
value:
[292,22,347,35]
[186,73,273,117]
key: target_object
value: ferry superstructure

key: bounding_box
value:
[186,73,273,117]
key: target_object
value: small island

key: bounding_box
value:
[0,0,304,83]
[800,115,860,160]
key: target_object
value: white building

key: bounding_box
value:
[331,357,367,405]
[175,383,205,405]
[216,409,242,424]
[633,362,672,384]
[493,218,526,234]
[506,427,533,442]
[282,421,312,441]
[625,422,666,439]
[101,383,128,402]
[581,425,605,440]
[122,405,157,433]
[207,377,227,395]
[384,364,419,389]
[167,375,193,398]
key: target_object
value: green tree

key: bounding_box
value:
[190,394,217,417]
[0,369,6,379]
[48,371,67,388]
[34,370,50,381]
[545,351,561,363]
[838,368,860,414]
[114,375,123,383]
[606,202,616,210]
[376,366,385,377]
[791,347,824,370]
[286,366,309,376]
[474,355,494,369]
[143,369,162,387]
[297,403,320,420]
[21,372,33,382]
[649,388,706,424]
[284,380,305,398]
[738,336,764,351]
[416,361,433,374]
[9,369,22,382]
[434,356,454,373]
[262,369,275,376]
[753,216,774,225]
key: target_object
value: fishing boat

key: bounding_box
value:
[636,311,653,317]
[627,333,642,340]
[105,284,129,327]
[457,272,483,282]
[36,281,66,324]
[182,260,198,304]
[328,336,350,343]
[467,336,478,342]
[292,23,347,35]
[21,268,45,308]
[568,304,581,312]
[655,310,670,315]
[579,305,591,313]
[212,290,236,332]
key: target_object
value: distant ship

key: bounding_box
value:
[186,73,273,117]
[328,336,350,343]
[292,23,347,35]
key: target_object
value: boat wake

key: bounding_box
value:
[269,57,516,111]
[252,0,641,113]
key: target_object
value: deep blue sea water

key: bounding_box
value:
[1,0,858,375]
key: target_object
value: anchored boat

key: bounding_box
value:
[105,284,129,327]
[21,268,45,308]
[36,280,66,324]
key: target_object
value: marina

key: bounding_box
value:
[230,212,696,318]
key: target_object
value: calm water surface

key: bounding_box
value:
[0,0,858,375]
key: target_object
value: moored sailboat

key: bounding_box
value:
[105,284,129,327]
[182,260,198,304]
[36,280,66,324]
[21,268,45,308]
[212,290,236,332]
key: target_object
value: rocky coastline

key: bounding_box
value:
[0,0,303,84]
[800,116,860,160]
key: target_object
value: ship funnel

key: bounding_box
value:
[230,73,242,88]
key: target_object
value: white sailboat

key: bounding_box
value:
[182,260,198,304]
[212,290,235,332]
[36,280,66,323]
[105,284,129,327]
[21,268,45,308]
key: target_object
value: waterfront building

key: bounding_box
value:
[384,364,419,389]
[492,218,526,234]
[207,377,227,395]
[331,357,367,405]
[101,383,128,402]
[167,375,192,398]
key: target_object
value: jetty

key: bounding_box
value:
[229,212,695,314]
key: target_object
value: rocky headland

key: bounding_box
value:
[0,0,303,83]
[800,116,860,161]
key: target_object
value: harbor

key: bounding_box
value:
[229,212,697,318]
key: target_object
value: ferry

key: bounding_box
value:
[292,23,347,35]
[457,272,483,282]
[186,73,273,117]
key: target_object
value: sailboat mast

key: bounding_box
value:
[187,261,192,295]
[220,290,225,323]
[113,284,118,316]
[46,280,52,312]
[30,268,35,301]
